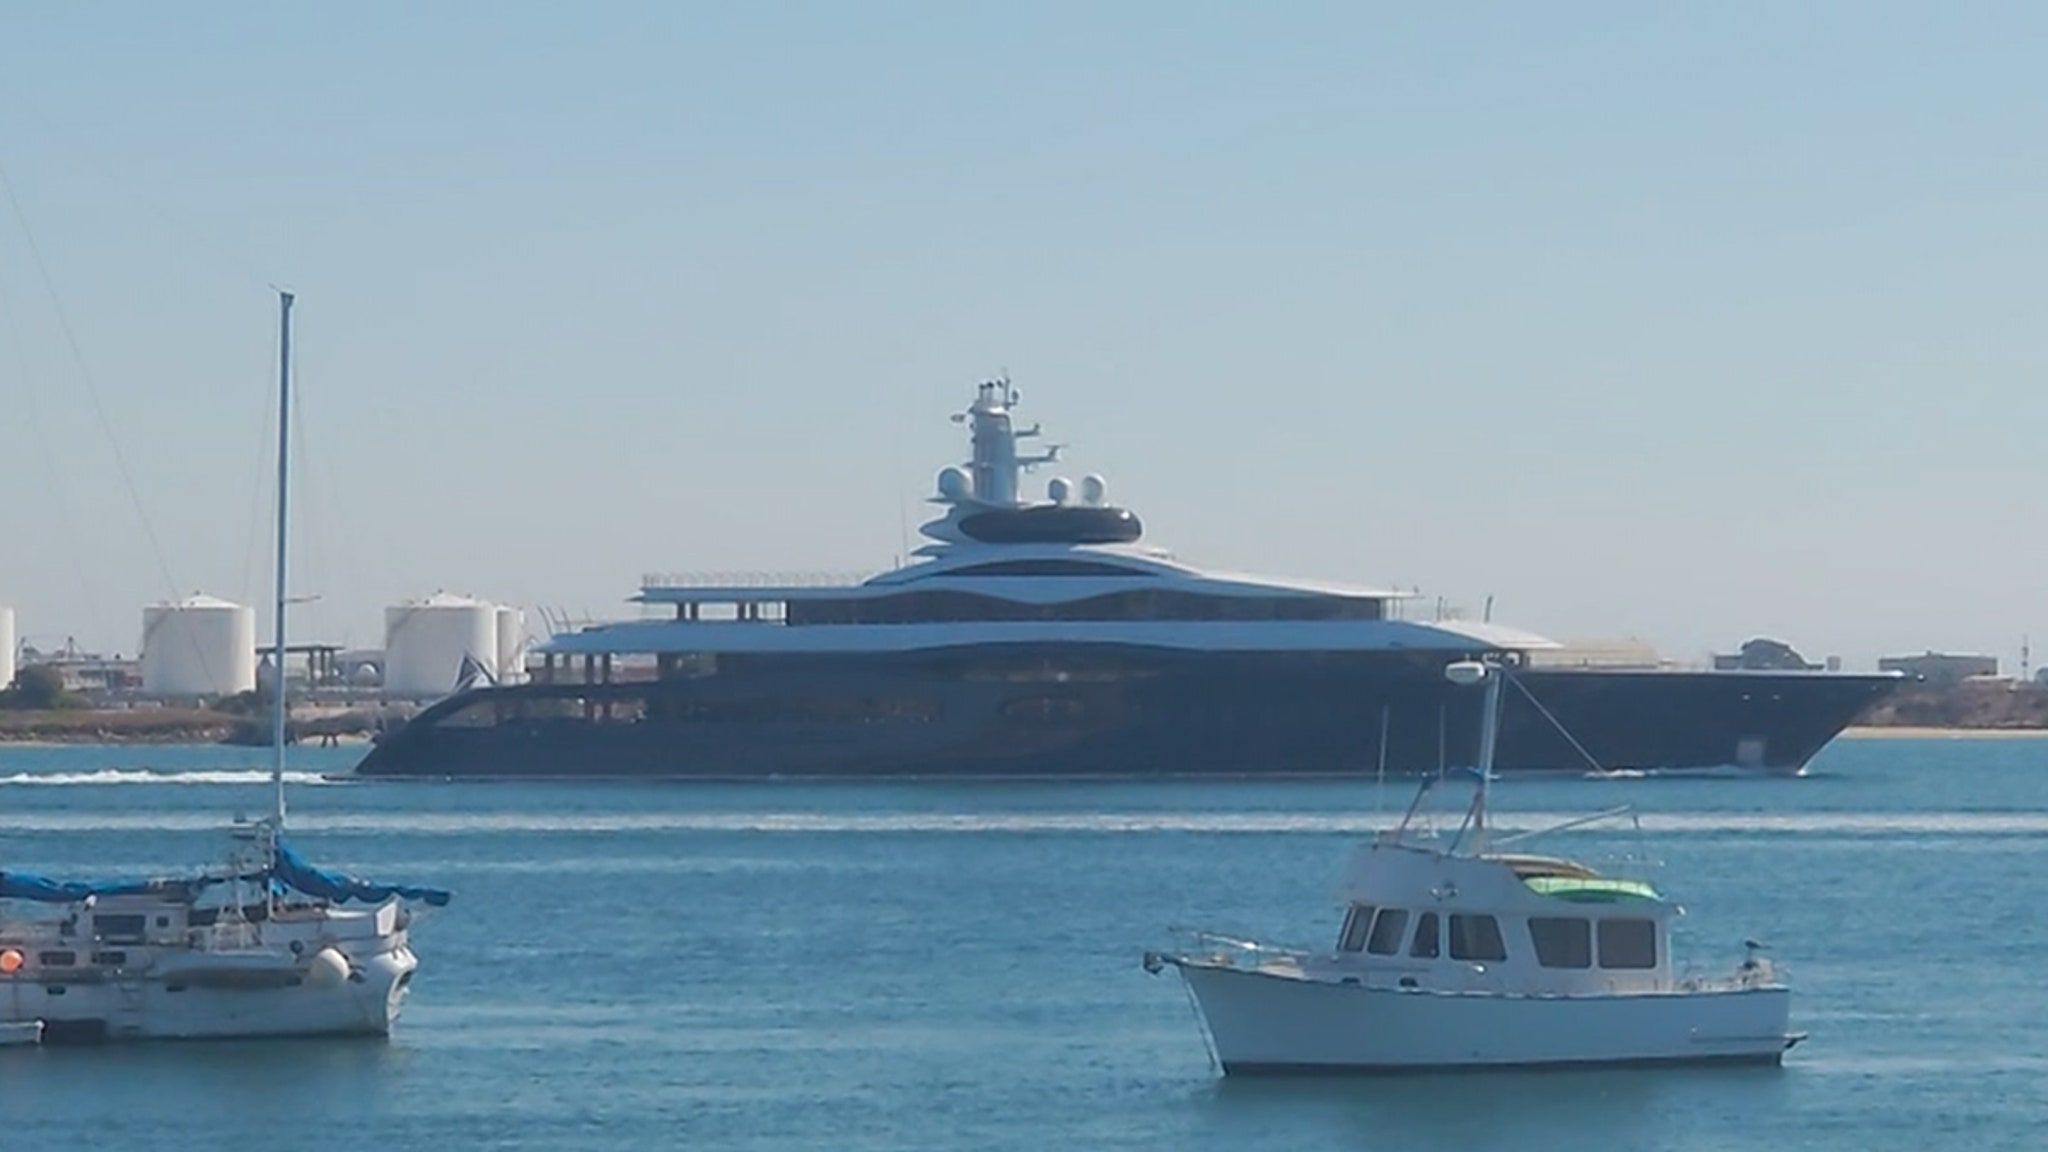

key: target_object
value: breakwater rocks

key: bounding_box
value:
[1857,680,2048,730]
[0,708,387,746]
[0,708,241,744]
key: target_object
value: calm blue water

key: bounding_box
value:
[0,736,2042,1150]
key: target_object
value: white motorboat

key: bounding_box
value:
[0,292,450,1043]
[1144,658,1802,1074]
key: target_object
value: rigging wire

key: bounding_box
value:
[237,324,281,614]
[287,317,346,651]
[0,242,106,649]
[0,153,188,609]
[0,75,279,290]
[1503,672,1610,775]
[0,93,297,689]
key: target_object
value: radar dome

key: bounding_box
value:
[1047,476,1073,504]
[1080,474,1108,506]
[936,467,971,501]
[1444,660,1489,687]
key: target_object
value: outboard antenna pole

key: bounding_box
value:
[270,289,294,830]
[1444,657,1504,851]
[1474,661,1503,838]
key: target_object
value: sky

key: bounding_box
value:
[0,2,2044,670]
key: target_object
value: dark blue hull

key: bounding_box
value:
[351,649,1900,779]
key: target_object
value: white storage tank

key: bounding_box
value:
[141,595,257,697]
[495,605,528,684]
[384,592,500,698]
[0,606,15,690]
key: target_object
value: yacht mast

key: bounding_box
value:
[270,290,294,828]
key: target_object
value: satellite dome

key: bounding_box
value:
[936,467,971,501]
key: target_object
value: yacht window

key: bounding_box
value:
[1598,918,1658,969]
[439,698,501,728]
[787,588,1387,625]
[1366,908,1409,956]
[38,951,76,967]
[1338,905,1375,952]
[1528,917,1593,968]
[1448,914,1507,962]
[946,560,1145,577]
[1408,912,1440,959]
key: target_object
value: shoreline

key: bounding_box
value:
[0,726,2041,748]
[1840,725,2048,739]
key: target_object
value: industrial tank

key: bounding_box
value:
[494,605,528,684]
[141,595,257,697]
[383,592,500,698]
[0,607,14,690]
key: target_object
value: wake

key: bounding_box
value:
[0,769,335,787]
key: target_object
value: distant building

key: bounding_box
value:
[1526,639,1666,670]
[17,653,141,695]
[1878,651,1998,686]
[1712,638,1819,671]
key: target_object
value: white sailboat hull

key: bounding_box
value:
[1,908,420,1042]
[1178,962,1796,1073]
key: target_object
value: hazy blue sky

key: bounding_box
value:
[1,3,2043,669]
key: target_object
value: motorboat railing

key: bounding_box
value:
[1153,928,1314,971]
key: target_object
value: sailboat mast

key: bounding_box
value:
[270,290,294,827]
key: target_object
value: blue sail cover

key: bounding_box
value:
[0,872,213,904]
[271,839,452,907]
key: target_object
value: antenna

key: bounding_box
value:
[1445,658,1503,853]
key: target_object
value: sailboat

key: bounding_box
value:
[0,292,450,1043]
[1143,657,1800,1073]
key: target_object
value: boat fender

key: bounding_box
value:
[305,947,350,989]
